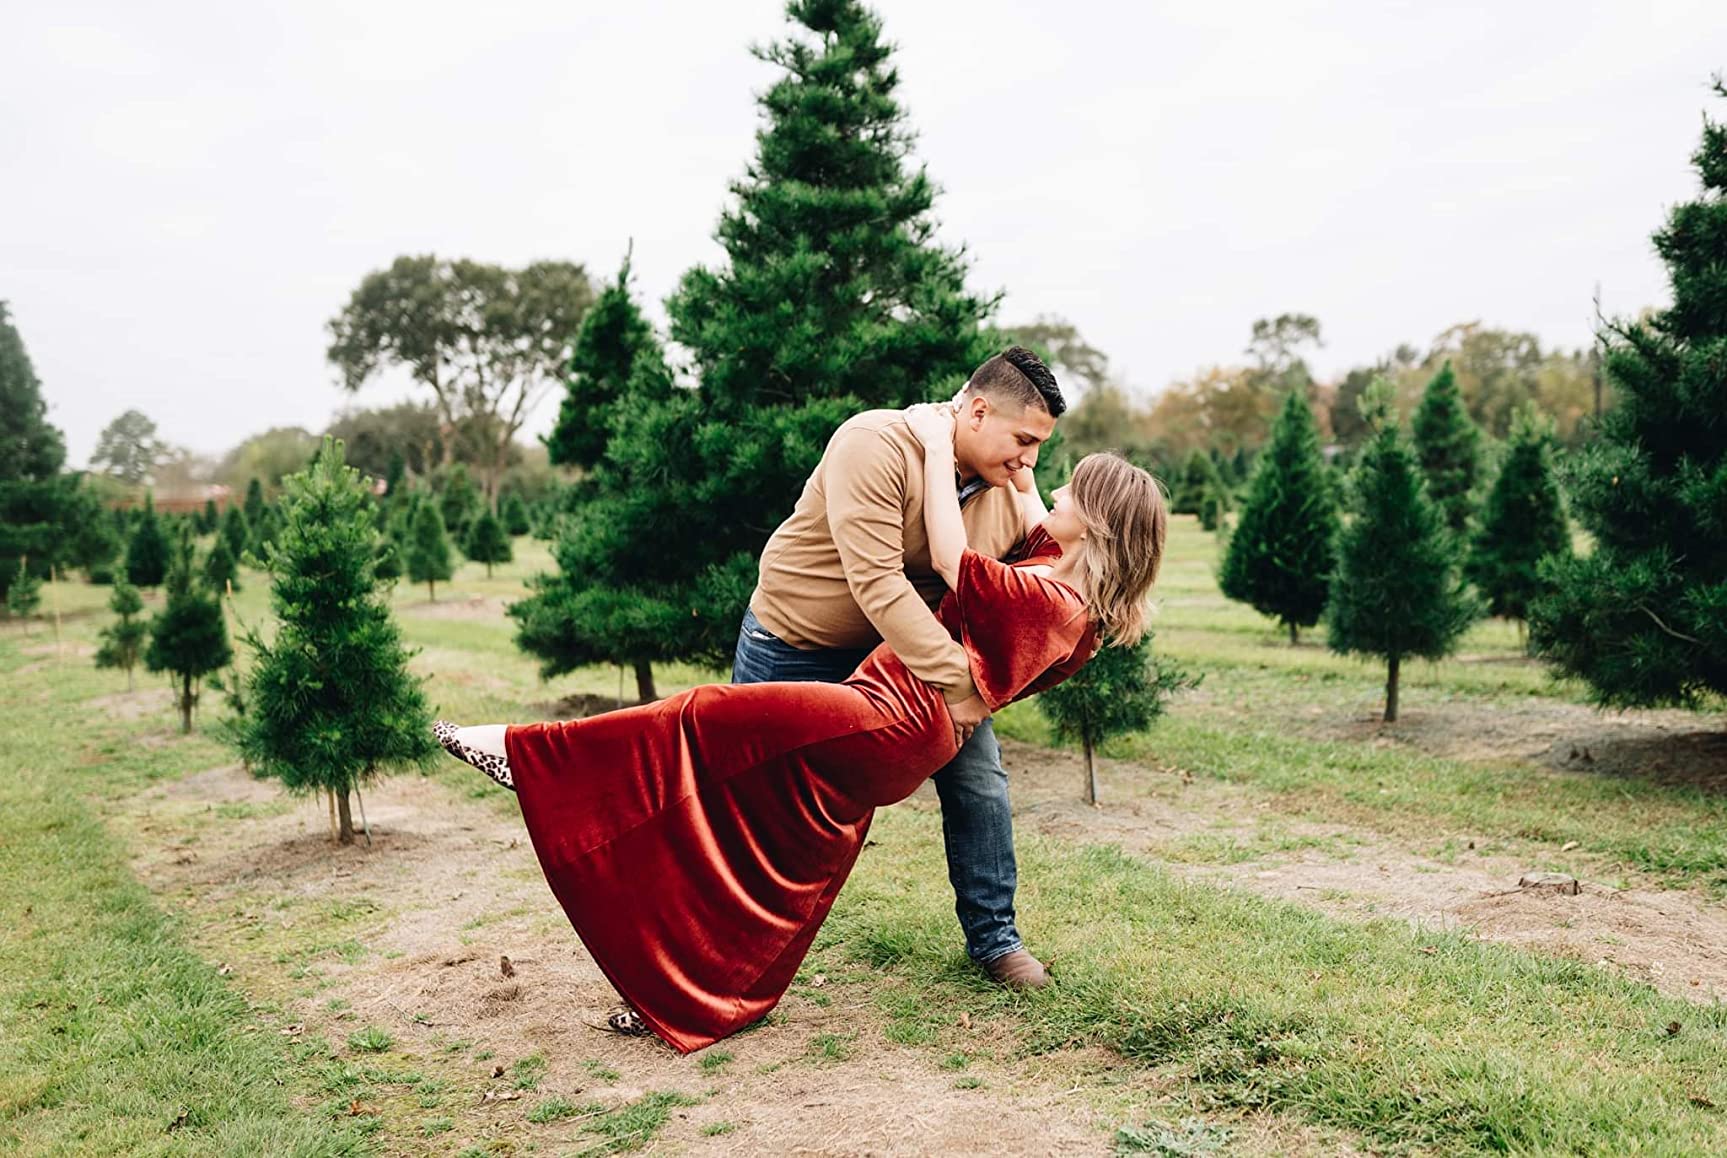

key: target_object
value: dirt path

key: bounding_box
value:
[1004,739,1727,1005]
[113,760,1355,1157]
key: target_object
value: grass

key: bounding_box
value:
[0,636,364,1153]
[806,1032,856,1063]
[694,1049,733,1074]
[526,1095,585,1124]
[817,806,1727,1154]
[346,1027,393,1054]
[509,1051,548,1091]
[577,1091,700,1154]
[8,520,1726,1154]
[582,1058,621,1083]
[995,514,1727,892]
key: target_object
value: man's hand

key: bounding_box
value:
[947,692,990,750]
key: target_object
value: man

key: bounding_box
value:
[732,346,1064,988]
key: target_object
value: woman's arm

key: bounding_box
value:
[1011,468,1049,534]
[904,404,966,589]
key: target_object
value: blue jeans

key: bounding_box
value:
[731,608,1024,964]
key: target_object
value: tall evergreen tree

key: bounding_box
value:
[1411,360,1483,537]
[6,557,42,630]
[125,494,171,589]
[221,504,250,560]
[145,527,232,732]
[75,511,123,584]
[1326,385,1479,721]
[201,498,219,534]
[1220,390,1340,644]
[438,463,481,547]
[405,501,454,601]
[1172,449,1224,516]
[1532,81,1727,707]
[203,533,240,593]
[514,0,997,678]
[232,437,438,844]
[243,477,266,528]
[250,504,281,562]
[545,248,674,470]
[383,450,406,498]
[373,533,403,582]
[1468,407,1570,635]
[94,579,148,691]
[1038,634,1193,805]
[0,302,88,601]
[463,509,512,578]
[499,490,532,537]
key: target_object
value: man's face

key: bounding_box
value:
[953,392,1057,487]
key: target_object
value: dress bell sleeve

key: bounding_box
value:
[951,548,1093,712]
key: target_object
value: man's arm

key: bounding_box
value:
[825,426,981,707]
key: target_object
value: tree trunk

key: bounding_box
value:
[179,673,193,733]
[485,561,493,579]
[356,780,372,846]
[126,665,135,694]
[634,660,657,702]
[1083,737,1100,806]
[428,578,436,603]
[336,789,355,845]
[1384,654,1401,722]
[1288,621,1300,646]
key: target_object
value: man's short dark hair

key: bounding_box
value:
[966,346,1066,417]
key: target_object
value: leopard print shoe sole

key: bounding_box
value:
[433,721,515,791]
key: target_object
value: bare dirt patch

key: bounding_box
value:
[87,686,176,722]
[1247,691,1726,785]
[398,594,513,622]
[1005,740,1727,1006]
[113,761,1358,1155]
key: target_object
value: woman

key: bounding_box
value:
[434,407,1168,1053]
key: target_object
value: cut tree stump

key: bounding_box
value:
[1518,872,1581,895]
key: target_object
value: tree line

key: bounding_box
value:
[4,5,1721,821]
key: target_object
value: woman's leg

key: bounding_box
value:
[434,721,514,790]
[455,724,506,757]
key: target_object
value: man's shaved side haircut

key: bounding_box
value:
[965,346,1066,417]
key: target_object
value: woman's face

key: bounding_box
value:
[1044,484,1087,549]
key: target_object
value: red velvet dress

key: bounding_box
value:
[503,529,1096,1053]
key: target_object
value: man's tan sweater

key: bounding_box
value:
[749,409,1025,704]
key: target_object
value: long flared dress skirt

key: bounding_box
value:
[503,648,954,1053]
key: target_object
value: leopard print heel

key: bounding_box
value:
[433,721,515,791]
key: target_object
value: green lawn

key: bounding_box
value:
[3,517,1723,1155]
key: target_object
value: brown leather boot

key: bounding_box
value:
[982,949,1050,989]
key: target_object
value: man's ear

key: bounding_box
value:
[965,393,990,430]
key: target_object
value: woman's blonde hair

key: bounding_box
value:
[1068,453,1168,647]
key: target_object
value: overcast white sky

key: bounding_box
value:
[3,2,1722,468]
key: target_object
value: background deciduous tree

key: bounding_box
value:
[90,409,171,486]
[326,255,595,504]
